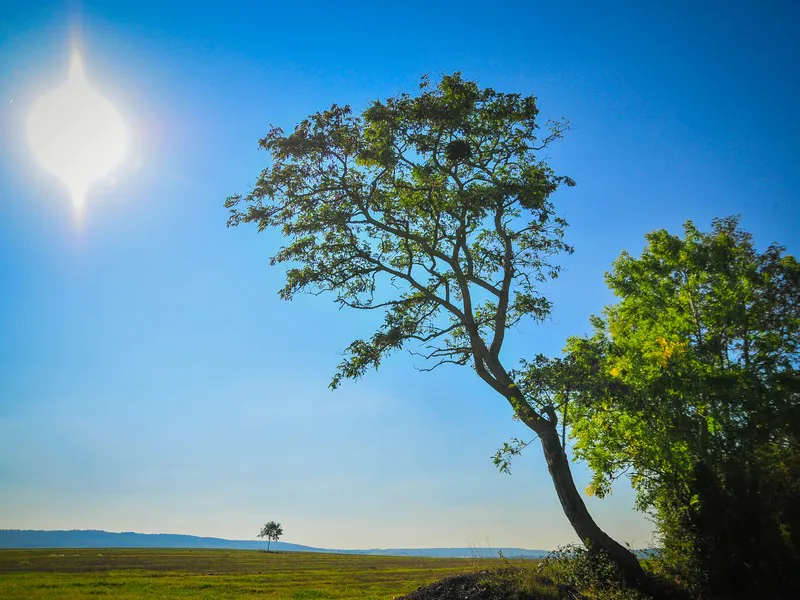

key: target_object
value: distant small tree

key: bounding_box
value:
[257,521,283,552]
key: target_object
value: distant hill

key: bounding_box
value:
[0,529,317,552]
[0,529,548,559]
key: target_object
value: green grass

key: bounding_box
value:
[0,548,480,599]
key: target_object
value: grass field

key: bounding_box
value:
[0,548,481,599]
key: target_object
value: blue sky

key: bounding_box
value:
[1,0,798,549]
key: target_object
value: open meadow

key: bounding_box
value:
[0,548,480,599]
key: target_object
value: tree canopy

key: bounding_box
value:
[549,217,800,595]
[226,73,573,394]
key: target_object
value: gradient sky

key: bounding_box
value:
[1,0,798,550]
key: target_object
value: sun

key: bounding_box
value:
[28,48,127,211]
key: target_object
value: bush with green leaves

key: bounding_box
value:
[533,217,800,597]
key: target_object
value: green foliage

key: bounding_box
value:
[544,217,800,597]
[479,566,563,600]
[538,545,649,600]
[258,521,284,552]
[225,73,573,393]
[491,437,534,474]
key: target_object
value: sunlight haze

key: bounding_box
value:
[27,46,127,213]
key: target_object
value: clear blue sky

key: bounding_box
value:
[1,0,798,550]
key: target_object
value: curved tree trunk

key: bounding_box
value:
[477,352,660,594]
[538,425,653,590]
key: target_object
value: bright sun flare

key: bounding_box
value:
[28,48,127,210]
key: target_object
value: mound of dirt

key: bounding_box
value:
[398,572,505,600]
[397,569,588,600]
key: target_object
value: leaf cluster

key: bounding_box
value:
[562,216,800,505]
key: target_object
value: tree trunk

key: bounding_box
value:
[539,425,652,589]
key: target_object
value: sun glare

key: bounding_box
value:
[28,48,127,211]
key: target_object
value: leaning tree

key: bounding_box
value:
[226,74,649,586]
